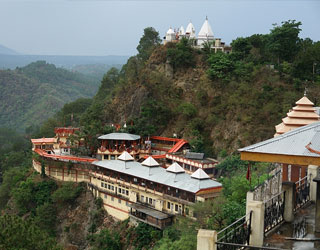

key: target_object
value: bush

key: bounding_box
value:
[167,38,195,70]
[52,182,83,204]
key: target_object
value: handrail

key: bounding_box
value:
[217,211,252,236]
[264,191,285,204]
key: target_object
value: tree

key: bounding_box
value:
[167,37,195,69]
[137,27,161,62]
[231,37,252,59]
[267,20,302,63]
[207,52,234,80]
[0,214,61,250]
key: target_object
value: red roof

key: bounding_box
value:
[150,136,181,142]
[168,139,188,153]
[31,138,56,144]
[34,149,95,163]
[54,127,79,135]
[143,154,166,159]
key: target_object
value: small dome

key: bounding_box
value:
[186,22,196,38]
[191,168,210,180]
[178,26,185,36]
[118,151,134,161]
[167,27,175,35]
[142,156,159,167]
[166,162,185,173]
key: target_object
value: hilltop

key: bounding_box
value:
[0,61,100,132]
[73,21,320,157]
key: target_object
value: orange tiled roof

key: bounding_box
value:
[31,138,56,144]
[275,95,320,137]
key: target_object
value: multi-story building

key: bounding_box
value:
[31,130,222,229]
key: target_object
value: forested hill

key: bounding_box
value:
[67,21,319,157]
[0,61,100,132]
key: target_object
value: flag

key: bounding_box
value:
[246,164,251,181]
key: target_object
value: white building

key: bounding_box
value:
[164,17,231,53]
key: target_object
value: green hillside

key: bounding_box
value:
[74,21,320,156]
[0,61,100,132]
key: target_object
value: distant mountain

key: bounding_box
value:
[0,44,19,55]
[0,54,128,69]
[0,61,101,131]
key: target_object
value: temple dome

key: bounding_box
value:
[198,17,214,39]
[191,168,210,180]
[166,27,175,35]
[118,151,134,161]
[166,162,185,173]
[186,22,196,38]
[178,26,185,36]
[274,95,320,137]
[141,156,159,167]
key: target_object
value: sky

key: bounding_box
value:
[0,0,319,56]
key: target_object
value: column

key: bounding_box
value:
[197,229,217,250]
[282,164,288,182]
[313,176,320,232]
[309,165,319,202]
[247,201,264,247]
[282,182,295,222]
[291,165,300,183]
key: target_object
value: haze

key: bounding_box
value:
[0,0,319,56]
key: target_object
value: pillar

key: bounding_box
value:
[309,165,319,202]
[246,191,254,215]
[282,182,295,222]
[247,200,264,247]
[313,176,320,232]
[301,166,307,179]
[282,164,288,182]
[197,229,217,250]
[291,165,300,183]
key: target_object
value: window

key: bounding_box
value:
[101,182,104,188]
[108,185,111,190]
[104,194,107,199]
[176,189,179,193]
[149,198,152,205]
[111,186,114,191]
[118,199,121,204]
[126,201,129,206]
[175,204,178,212]
[141,195,144,202]
[111,197,114,201]
[122,189,125,194]
[167,202,170,209]
[185,207,189,215]
[126,190,129,196]
[134,178,138,182]
[119,188,122,193]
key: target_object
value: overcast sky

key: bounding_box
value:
[0,0,319,56]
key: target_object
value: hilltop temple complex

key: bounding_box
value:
[164,17,232,53]
[31,128,221,229]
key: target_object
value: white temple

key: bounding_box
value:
[164,17,231,53]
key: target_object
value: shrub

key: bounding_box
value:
[52,182,83,204]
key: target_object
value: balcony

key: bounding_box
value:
[129,203,173,230]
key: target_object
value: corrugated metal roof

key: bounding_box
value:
[186,152,205,160]
[239,121,320,157]
[98,133,140,141]
[92,160,222,193]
